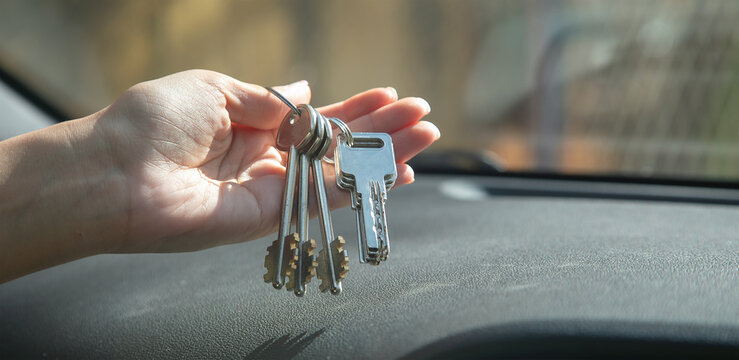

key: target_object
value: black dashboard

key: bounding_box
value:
[1,175,738,359]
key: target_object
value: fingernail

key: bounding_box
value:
[385,87,398,100]
[415,97,431,113]
[289,80,309,87]
[429,122,441,140]
[393,164,415,189]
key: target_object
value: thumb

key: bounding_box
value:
[223,80,312,130]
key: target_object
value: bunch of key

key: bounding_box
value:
[263,88,397,297]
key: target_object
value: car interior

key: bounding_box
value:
[1,1,737,359]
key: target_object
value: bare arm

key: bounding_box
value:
[0,114,127,282]
[0,70,438,283]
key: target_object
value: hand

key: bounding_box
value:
[99,70,439,253]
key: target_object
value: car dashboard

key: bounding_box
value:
[1,174,738,359]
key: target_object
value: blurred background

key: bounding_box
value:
[0,0,738,181]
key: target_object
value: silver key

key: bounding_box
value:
[289,105,326,296]
[309,107,349,294]
[335,133,397,264]
[265,107,316,289]
[264,87,353,296]
[265,104,322,294]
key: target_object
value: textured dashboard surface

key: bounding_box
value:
[1,175,738,359]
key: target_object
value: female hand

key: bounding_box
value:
[99,70,439,253]
[0,69,438,282]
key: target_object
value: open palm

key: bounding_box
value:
[99,70,438,253]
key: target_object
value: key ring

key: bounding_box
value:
[327,117,353,146]
[266,86,353,163]
[322,117,354,164]
[266,87,300,115]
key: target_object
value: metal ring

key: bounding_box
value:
[321,117,354,164]
[266,87,299,115]
[327,117,353,146]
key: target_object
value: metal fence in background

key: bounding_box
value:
[528,0,739,180]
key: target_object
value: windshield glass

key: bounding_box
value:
[1,0,738,181]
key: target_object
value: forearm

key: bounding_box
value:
[0,114,128,283]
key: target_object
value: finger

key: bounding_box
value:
[322,97,431,157]
[232,174,287,239]
[391,121,441,163]
[394,163,415,187]
[346,97,431,134]
[220,79,312,130]
[317,87,398,121]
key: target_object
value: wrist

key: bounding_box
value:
[0,113,129,282]
[65,112,130,254]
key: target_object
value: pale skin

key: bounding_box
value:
[0,70,439,283]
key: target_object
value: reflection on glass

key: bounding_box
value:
[0,0,737,180]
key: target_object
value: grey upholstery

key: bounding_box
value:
[1,175,737,359]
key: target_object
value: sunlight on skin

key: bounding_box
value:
[0,69,438,282]
[100,70,439,253]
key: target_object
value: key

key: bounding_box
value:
[286,104,326,296]
[335,134,394,263]
[264,87,357,296]
[284,238,316,293]
[265,105,319,290]
[309,107,349,294]
[317,237,349,293]
[263,233,298,286]
[335,133,397,264]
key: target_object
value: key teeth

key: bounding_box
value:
[335,236,350,279]
[266,234,299,290]
[285,234,299,271]
[285,238,317,292]
[317,236,350,292]
[263,239,280,283]
[304,239,318,285]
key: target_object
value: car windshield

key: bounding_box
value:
[1,0,738,181]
